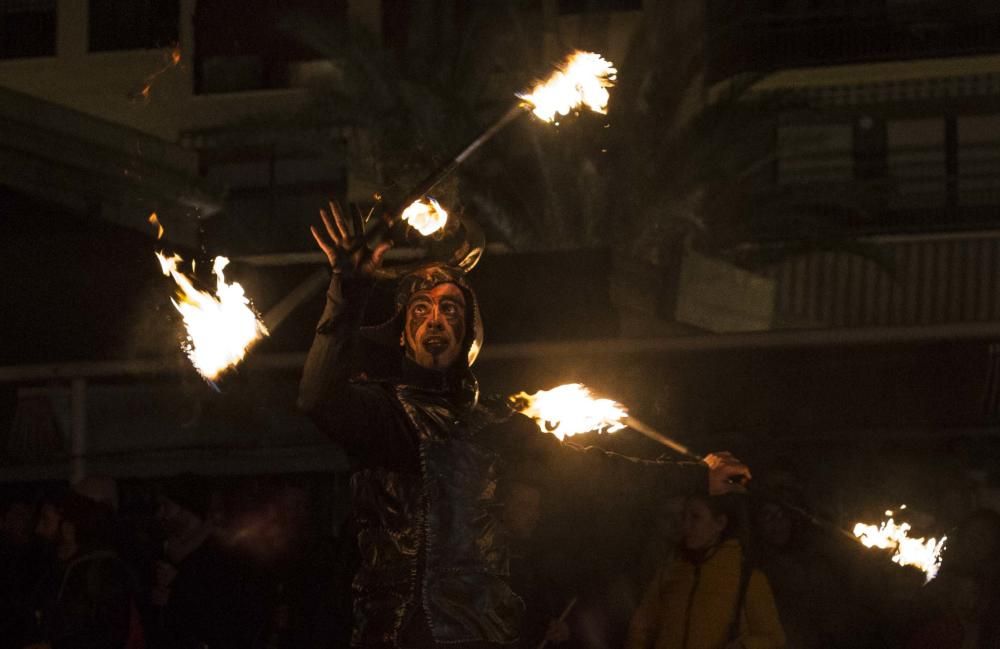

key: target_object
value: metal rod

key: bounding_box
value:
[625,416,698,459]
[398,102,527,213]
[535,596,578,649]
[355,102,529,250]
[624,416,861,545]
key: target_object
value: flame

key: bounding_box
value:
[401,197,449,236]
[148,212,164,240]
[510,383,628,440]
[853,508,947,582]
[155,251,269,381]
[517,51,617,123]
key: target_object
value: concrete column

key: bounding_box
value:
[57,0,88,59]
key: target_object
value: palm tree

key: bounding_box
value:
[280,0,885,279]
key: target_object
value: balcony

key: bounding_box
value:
[708,1,1000,83]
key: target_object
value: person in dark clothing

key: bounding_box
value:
[1,490,40,649]
[298,205,752,649]
[22,490,138,649]
[904,509,1000,649]
[501,480,571,649]
[150,481,268,649]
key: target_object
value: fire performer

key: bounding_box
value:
[298,204,751,649]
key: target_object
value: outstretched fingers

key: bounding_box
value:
[318,207,342,246]
[310,225,335,259]
[329,201,351,241]
[370,240,393,267]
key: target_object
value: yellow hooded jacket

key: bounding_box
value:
[626,539,785,649]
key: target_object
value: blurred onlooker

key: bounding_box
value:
[626,494,785,649]
[501,479,572,649]
[150,478,267,649]
[904,508,1000,649]
[248,481,346,649]
[753,497,852,649]
[22,489,140,649]
[1,488,39,649]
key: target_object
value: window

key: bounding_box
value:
[887,118,945,210]
[0,0,56,59]
[88,0,179,52]
[958,114,1000,207]
[194,0,346,94]
[777,123,854,185]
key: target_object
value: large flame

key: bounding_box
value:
[510,383,628,440]
[401,197,449,236]
[853,508,947,582]
[155,252,269,381]
[517,51,617,123]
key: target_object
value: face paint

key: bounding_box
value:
[404,283,466,370]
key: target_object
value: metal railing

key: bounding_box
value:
[764,229,1000,329]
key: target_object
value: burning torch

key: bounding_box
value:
[150,214,269,385]
[355,51,617,249]
[511,383,947,582]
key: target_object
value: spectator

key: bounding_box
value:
[1,488,38,649]
[753,497,851,649]
[22,489,140,649]
[626,494,785,649]
[904,508,1000,649]
[501,479,572,649]
[151,479,268,649]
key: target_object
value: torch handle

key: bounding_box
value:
[534,596,578,649]
[624,416,700,461]
[623,417,861,546]
[351,102,529,253]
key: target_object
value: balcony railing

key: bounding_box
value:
[763,230,1000,329]
[708,1,1000,83]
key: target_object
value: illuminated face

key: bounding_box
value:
[404,283,467,370]
[682,498,727,551]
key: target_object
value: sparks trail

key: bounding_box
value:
[130,43,182,103]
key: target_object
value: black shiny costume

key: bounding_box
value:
[299,267,707,648]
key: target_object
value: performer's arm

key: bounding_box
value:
[493,413,708,499]
[297,204,414,468]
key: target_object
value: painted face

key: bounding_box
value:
[404,283,467,370]
[681,498,727,551]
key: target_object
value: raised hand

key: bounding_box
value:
[704,451,752,495]
[310,201,392,277]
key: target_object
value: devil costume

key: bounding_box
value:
[299,264,708,648]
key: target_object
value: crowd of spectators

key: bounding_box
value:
[0,470,999,649]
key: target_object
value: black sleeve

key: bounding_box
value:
[488,413,708,501]
[298,272,417,469]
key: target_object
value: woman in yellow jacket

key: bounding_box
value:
[626,494,785,649]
